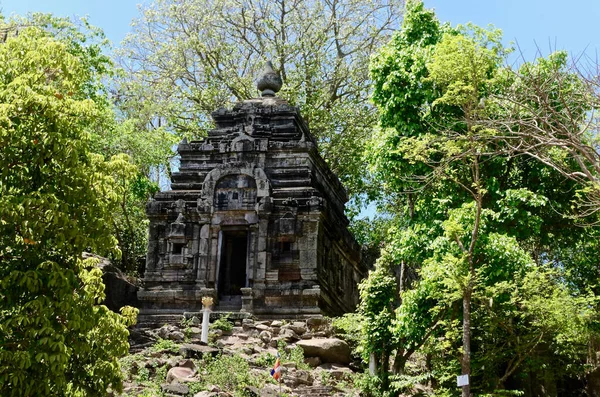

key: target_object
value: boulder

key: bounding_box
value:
[166,366,195,384]
[296,338,351,364]
[85,253,138,312]
[179,343,220,359]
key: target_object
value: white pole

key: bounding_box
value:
[201,308,210,344]
[369,353,377,375]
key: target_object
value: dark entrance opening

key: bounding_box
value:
[218,230,248,299]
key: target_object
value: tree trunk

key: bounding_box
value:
[392,349,407,375]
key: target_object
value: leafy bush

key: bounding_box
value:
[191,354,270,395]
[211,316,233,333]
[332,313,364,360]
[150,338,180,354]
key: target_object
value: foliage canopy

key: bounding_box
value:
[0,19,136,396]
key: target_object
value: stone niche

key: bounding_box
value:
[139,90,364,317]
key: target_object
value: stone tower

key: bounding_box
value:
[139,64,364,316]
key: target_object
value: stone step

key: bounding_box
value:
[136,313,184,328]
[136,309,254,328]
[216,306,242,311]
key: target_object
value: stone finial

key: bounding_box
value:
[256,61,282,97]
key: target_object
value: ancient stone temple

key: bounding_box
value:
[139,63,363,316]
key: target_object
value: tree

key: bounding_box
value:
[480,51,600,220]
[0,21,136,396]
[3,13,177,273]
[116,0,404,196]
[364,1,600,394]
[90,117,172,273]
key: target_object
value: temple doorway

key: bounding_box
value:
[217,230,248,299]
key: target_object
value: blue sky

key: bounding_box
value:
[0,0,597,61]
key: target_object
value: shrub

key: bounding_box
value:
[211,316,233,333]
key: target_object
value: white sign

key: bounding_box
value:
[457,374,469,387]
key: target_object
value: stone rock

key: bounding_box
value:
[179,344,220,359]
[193,392,215,397]
[245,328,260,338]
[158,325,175,339]
[304,356,322,368]
[262,383,291,396]
[161,382,189,395]
[282,362,297,369]
[242,386,261,396]
[289,321,307,335]
[168,331,185,342]
[166,366,195,384]
[259,330,272,343]
[148,350,164,358]
[145,358,167,368]
[128,328,155,348]
[85,253,139,312]
[284,369,313,387]
[178,359,196,370]
[270,320,283,328]
[255,323,270,332]
[319,363,353,380]
[306,317,327,328]
[169,356,182,365]
[279,328,299,342]
[296,338,351,364]
[207,384,221,392]
[189,326,202,336]
[212,329,224,337]
[190,316,201,326]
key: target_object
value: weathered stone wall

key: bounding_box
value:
[139,95,364,316]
